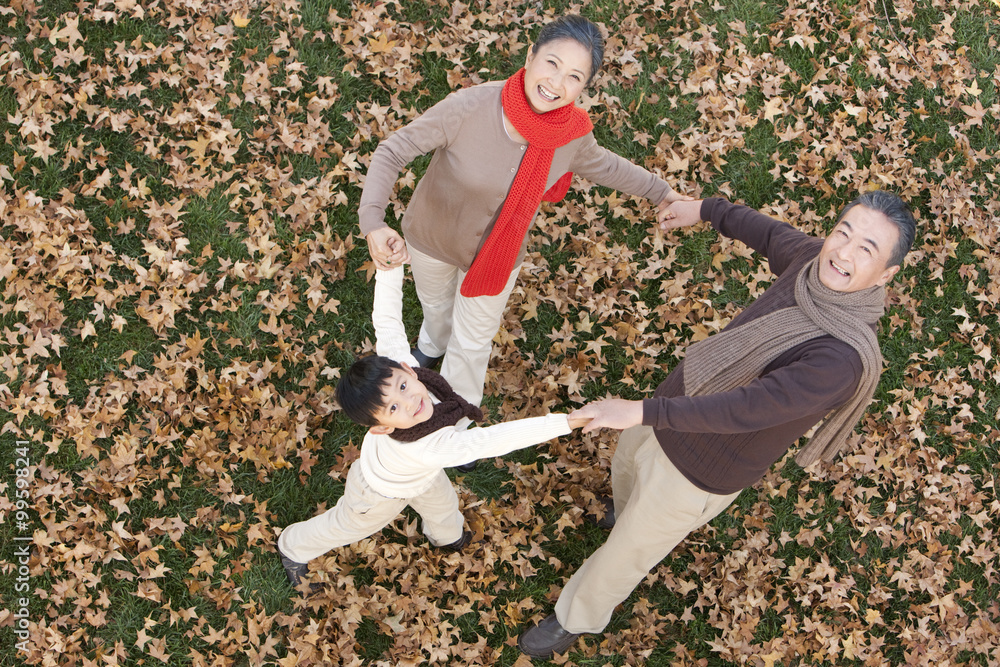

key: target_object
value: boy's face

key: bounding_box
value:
[368,364,434,435]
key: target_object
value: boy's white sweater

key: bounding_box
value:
[357,267,571,498]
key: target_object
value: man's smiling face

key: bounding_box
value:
[818,205,901,292]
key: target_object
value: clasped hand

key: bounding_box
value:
[366,227,410,270]
[569,398,644,434]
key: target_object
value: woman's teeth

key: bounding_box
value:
[538,86,558,101]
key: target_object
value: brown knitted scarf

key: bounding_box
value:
[389,367,484,442]
[683,257,885,466]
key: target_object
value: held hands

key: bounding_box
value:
[568,398,644,434]
[656,197,704,232]
[366,227,410,270]
[655,190,695,225]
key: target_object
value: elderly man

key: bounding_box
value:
[518,191,916,658]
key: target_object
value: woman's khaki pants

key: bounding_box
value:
[554,425,742,633]
[408,245,520,408]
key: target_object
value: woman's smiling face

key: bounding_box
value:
[522,38,592,114]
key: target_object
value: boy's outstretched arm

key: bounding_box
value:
[372,265,419,366]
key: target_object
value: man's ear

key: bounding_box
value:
[877,263,900,287]
[369,424,394,435]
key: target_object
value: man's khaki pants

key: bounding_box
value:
[277,462,464,564]
[408,245,521,407]
[554,425,743,633]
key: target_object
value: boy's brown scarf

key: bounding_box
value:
[682,257,885,466]
[460,68,593,298]
[390,367,484,442]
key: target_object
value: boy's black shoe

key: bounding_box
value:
[411,347,443,370]
[277,546,309,587]
[437,530,472,553]
[587,496,615,530]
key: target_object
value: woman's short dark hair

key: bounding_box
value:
[336,356,403,427]
[533,15,604,84]
[837,190,917,268]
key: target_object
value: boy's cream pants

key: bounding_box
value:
[553,425,742,633]
[408,246,521,408]
[277,462,465,564]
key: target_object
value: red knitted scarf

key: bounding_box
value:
[460,68,593,297]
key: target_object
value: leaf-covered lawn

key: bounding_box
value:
[1,0,998,665]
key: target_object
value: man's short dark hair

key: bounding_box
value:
[336,356,402,426]
[837,190,916,268]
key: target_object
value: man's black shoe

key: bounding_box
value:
[411,348,443,369]
[277,546,309,587]
[436,530,472,553]
[518,614,583,658]
[454,460,477,472]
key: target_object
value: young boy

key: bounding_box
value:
[277,265,588,586]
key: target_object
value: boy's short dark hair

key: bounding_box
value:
[336,356,403,426]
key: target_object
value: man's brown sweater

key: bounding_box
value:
[643,198,868,495]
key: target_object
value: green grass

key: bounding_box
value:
[1,0,998,664]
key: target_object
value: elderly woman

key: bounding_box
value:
[359,15,687,408]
